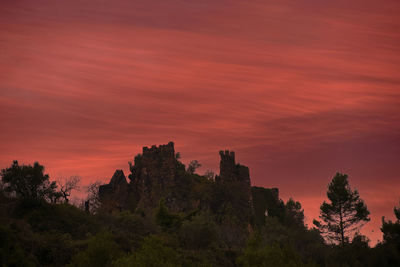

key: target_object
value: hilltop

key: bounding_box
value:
[0,142,399,266]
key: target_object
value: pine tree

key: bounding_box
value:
[381,203,400,246]
[313,173,370,245]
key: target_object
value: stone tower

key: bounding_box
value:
[217,150,253,224]
[218,150,251,187]
[129,142,179,209]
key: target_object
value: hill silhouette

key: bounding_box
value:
[0,142,399,266]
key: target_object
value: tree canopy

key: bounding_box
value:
[313,173,370,245]
[381,203,400,246]
[1,160,58,201]
[0,158,399,266]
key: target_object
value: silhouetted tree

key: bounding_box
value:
[325,233,372,267]
[0,160,57,201]
[187,160,201,175]
[58,176,80,203]
[313,173,370,245]
[284,198,305,228]
[381,202,400,246]
[85,181,102,213]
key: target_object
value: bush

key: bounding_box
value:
[112,235,180,267]
[70,231,122,267]
[0,225,35,267]
[237,234,317,267]
[16,201,99,238]
[1,161,58,201]
[179,212,218,249]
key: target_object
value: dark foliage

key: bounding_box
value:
[381,204,400,247]
[314,173,370,245]
[0,153,399,266]
[1,161,58,201]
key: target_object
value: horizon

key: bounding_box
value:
[1,141,397,246]
[1,0,400,246]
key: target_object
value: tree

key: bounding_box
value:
[313,173,370,245]
[71,231,122,267]
[111,235,180,267]
[381,202,400,246]
[85,181,102,213]
[58,176,81,203]
[179,212,218,249]
[155,198,182,230]
[237,233,317,267]
[187,160,201,175]
[0,160,57,201]
[284,198,305,228]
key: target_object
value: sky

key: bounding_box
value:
[1,0,399,245]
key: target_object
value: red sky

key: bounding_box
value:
[1,0,399,245]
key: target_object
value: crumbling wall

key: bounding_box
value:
[216,150,253,225]
[98,143,279,231]
[129,142,180,210]
[218,150,251,187]
[251,186,285,228]
[99,170,129,212]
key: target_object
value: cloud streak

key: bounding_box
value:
[1,0,399,244]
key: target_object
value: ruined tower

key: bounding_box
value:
[98,143,256,221]
[217,150,253,225]
[218,150,251,187]
[98,169,129,212]
[129,142,182,210]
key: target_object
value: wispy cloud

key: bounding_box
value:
[1,0,399,244]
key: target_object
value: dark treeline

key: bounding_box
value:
[0,142,399,266]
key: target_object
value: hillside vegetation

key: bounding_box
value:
[1,142,399,266]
